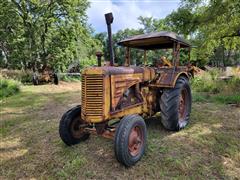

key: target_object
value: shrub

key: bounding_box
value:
[59,74,81,82]
[61,76,80,82]
[191,69,240,104]
[228,77,240,92]
[191,74,221,94]
[1,69,32,83]
[0,77,21,99]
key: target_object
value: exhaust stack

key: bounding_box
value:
[105,13,114,66]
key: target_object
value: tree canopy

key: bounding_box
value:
[96,0,240,67]
[1,0,239,72]
[0,0,101,72]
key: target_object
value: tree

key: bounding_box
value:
[167,0,240,66]
[0,0,100,71]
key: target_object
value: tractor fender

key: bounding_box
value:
[172,72,189,87]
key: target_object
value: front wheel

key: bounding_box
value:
[59,105,90,146]
[160,76,192,131]
[114,114,147,167]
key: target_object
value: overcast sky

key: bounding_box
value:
[87,0,181,33]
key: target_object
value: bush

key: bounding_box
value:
[191,74,221,94]
[59,74,81,82]
[0,77,21,99]
[1,69,32,83]
[61,76,80,82]
[228,77,240,92]
[191,69,240,104]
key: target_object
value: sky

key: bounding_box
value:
[87,0,181,33]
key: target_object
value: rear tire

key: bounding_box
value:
[160,76,192,131]
[59,105,90,146]
[53,73,59,85]
[114,114,147,167]
[32,74,39,85]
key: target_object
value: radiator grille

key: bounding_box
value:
[81,75,104,121]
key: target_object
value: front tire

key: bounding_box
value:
[160,76,192,131]
[59,105,90,146]
[114,114,147,167]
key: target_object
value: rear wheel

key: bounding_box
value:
[160,76,192,131]
[32,74,39,85]
[59,105,90,146]
[114,114,147,167]
[53,73,59,85]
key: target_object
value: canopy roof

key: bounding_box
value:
[118,31,191,50]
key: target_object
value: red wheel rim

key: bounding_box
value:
[178,88,187,122]
[128,126,143,156]
[70,118,85,138]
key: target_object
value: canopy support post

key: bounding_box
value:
[144,50,147,65]
[125,47,130,66]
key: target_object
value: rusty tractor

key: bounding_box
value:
[59,13,192,167]
[32,67,58,85]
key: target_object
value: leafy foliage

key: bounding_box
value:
[0,76,21,98]
[191,69,240,104]
[1,0,239,71]
[167,0,240,66]
[0,0,101,72]
[95,0,240,67]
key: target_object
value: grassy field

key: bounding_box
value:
[1,82,240,179]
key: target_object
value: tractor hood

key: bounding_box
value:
[82,66,144,76]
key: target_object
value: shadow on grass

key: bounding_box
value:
[1,87,239,179]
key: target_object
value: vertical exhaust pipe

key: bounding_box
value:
[105,13,114,66]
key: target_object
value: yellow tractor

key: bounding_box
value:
[59,13,192,167]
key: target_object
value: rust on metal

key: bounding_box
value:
[85,127,115,139]
[118,31,191,50]
[105,13,114,66]
[96,51,103,67]
[70,118,88,138]
[178,88,187,122]
[144,50,147,65]
[125,47,130,66]
[128,126,143,156]
[80,28,192,134]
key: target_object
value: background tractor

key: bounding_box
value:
[32,66,58,85]
[59,13,192,167]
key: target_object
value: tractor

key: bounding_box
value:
[59,13,192,167]
[32,66,58,85]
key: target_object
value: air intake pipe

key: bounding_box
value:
[105,12,114,66]
[96,51,102,67]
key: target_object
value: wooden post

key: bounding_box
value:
[176,43,180,66]
[125,47,130,66]
[144,50,147,65]
[172,42,176,66]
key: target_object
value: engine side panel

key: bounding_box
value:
[110,73,143,111]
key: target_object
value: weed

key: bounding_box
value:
[0,77,21,98]
[191,69,240,104]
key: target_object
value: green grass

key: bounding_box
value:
[1,82,239,179]
[60,75,80,82]
[213,94,240,104]
[192,91,240,105]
